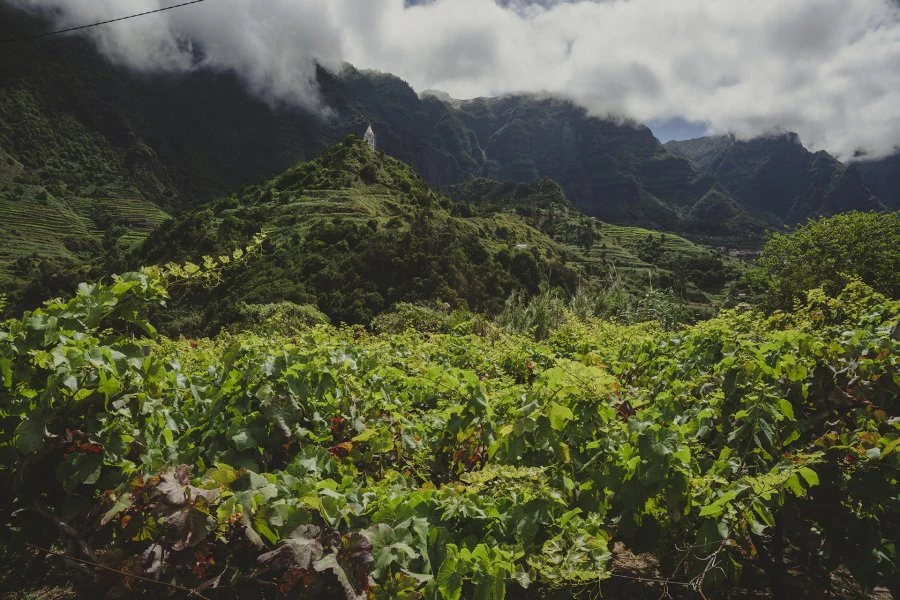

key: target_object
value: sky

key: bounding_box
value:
[9,0,900,159]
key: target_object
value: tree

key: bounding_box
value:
[744,211,900,308]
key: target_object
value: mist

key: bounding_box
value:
[9,0,900,159]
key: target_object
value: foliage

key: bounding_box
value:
[498,279,693,340]
[1,262,897,598]
[369,302,467,335]
[745,211,900,309]
[496,285,569,340]
[129,137,581,334]
[230,302,330,336]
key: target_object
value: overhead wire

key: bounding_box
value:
[0,0,209,44]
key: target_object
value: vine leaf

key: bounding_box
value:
[549,402,574,431]
[258,524,324,570]
[314,553,366,600]
[155,466,220,505]
[166,498,216,551]
[56,452,102,493]
[366,523,420,579]
[436,545,463,600]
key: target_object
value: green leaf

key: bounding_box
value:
[699,489,740,518]
[232,430,257,452]
[56,453,102,493]
[649,428,678,458]
[352,429,377,442]
[0,357,11,389]
[549,402,574,431]
[797,467,819,487]
[436,546,463,600]
[751,500,776,528]
[777,399,795,419]
[784,474,805,497]
[100,493,134,526]
[366,523,420,579]
[15,417,44,454]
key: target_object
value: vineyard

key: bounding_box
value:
[0,253,898,599]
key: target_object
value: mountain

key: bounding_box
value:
[131,136,582,332]
[665,133,882,222]
[447,177,739,304]
[856,152,900,210]
[0,2,882,293]
[128,137,736,333]
[0,4,747,268]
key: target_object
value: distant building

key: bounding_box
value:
[364,124,376,151]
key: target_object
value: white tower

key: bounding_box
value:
[364,124,376,151]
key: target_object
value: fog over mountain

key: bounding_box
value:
[7,0,900,160]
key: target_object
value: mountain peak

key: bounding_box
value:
[666,133,880,220]
[267,135,430,199]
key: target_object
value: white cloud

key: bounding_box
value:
[9,0,900,159]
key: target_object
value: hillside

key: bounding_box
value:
[132,137,746,334]
[856,152,900,210]
[0,145,169,284]
[132,137,588,332]
[665,134,882,222]
[449,177,739,304]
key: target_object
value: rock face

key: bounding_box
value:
[665,134,882,222]
[855,152,900,211]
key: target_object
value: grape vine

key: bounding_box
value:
[0,262,897,598]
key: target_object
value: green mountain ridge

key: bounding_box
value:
[0,6,755,269]
[129,137,734,333]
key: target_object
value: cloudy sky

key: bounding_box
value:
[10,0,900,159]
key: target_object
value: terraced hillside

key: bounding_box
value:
[133,137,587,333]
[0,146,169,282]
[449,178,740,305]
[132,137,739,334]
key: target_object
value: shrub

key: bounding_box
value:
[745,211,900,309]
[232,301,330,335]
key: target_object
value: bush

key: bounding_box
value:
[496,285,569,340]
[232,301,330,335]
[745,211,900,309]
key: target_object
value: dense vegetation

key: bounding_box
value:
[1,9,898,599]
[127,137,586,333]
[84,137,733,336]
[744,211,900,309]
[1,245,897,598]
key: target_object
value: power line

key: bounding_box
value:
[0,0,209,44]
